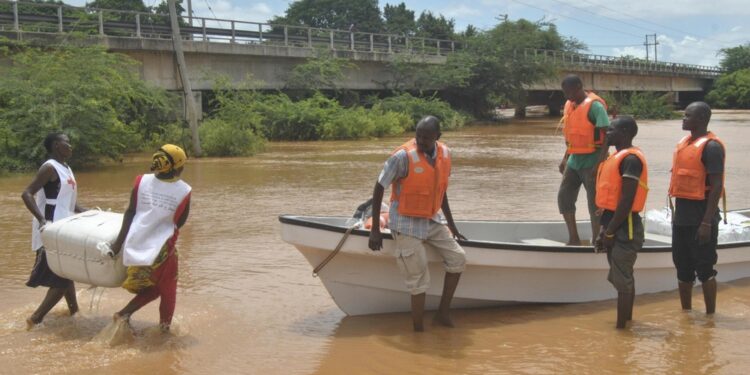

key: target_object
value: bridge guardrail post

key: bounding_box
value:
[387,35,392,53]
[258,24,262,44]
[202,18,206,41]
[136,13,141,38]
[307,27,312,48]
[284,26,288,46]
[436,40,440,56]
[12,1,18,32]
[369,33,373,52]
[231,21,235,43]
[57,6,63,33]
[349,32,354,51]
[451,41,455,53]
[98,11,104,35]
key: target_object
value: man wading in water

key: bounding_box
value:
[368,116,467,332]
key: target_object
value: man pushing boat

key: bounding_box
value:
[368,115,467,332]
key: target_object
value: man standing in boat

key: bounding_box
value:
[669,101,725,315]
[558,75,610,245]
[594,116,648,329]
[368,115,467,332]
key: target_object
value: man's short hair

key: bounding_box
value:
[416,115,441,134]
[561,75,583,89]
[613,115,638,138]
[689,101,712,123]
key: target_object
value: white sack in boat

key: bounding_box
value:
[645,207,750,243]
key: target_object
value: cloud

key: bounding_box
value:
[191,1,279,23]
[440,5,482,19]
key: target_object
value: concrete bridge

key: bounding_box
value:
[0,1,722,111]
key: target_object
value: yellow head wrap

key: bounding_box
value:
[151,144,187,173]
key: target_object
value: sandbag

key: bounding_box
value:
[42,210,127,287]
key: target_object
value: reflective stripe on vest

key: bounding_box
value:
[668,132,724,200]
[596,147,649,212]
[562,92,607,155]
[389,139,451,218]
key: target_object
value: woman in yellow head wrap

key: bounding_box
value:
[111,144,192,332]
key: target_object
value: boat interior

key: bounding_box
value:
[284,209,750,249]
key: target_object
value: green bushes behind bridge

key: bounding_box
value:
[199,79,468,156]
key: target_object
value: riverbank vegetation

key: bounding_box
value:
[0,40,179,172]
[599,92,677,120]
[707,44,750,109]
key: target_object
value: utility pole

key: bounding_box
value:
[644,34,659,62]
[187,0,193,27]
[168,0,202,156]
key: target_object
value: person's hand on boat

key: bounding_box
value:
[368,228,382,251]
[450,225,467,241]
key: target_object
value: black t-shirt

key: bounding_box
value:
[600,154,643,228]
[674,140,725,226]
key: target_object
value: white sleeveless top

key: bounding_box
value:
[123,174,192,266]
[31,159,77,251]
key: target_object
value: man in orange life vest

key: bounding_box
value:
[594,116,648,329]
[558,75,610,245]
[669,102,725,315]
[368,116,467,332]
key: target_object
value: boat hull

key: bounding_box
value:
[280,215,750,316]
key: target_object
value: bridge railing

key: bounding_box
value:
[0,0,457,56]
[520,49,723,77]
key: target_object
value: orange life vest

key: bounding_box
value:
[389,139,451,218]
[562,92,607,154]
[596,147,649,212]
[668,132,725,200]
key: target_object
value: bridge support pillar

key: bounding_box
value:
[548,105,560,117]
[514,106,526,118]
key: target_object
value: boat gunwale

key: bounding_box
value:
[278,214,750,254]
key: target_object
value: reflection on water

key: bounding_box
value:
[1,111,749,374]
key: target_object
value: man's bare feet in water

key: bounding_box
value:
[25,316,41,331]
[433,313,455,328]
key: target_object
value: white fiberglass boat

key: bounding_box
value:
[279,209,750,316]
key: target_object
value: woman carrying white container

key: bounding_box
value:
[111,144,192,332]
[21,132,87,329]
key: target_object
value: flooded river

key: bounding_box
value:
[1,111,749,374]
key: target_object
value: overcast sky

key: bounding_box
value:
[64,0,749,66]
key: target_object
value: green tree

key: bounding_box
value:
[442,19,565,117]
[717,44,750,73]
[706,68,750,109]
[383,2,416,35]
[0,42,177,171]
[284,50,356,92]
[272,0,383,32]
[85,0,148,12]
[415,11,454,40]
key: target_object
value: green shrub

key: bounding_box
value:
[706,68,750,109]
[373,93,468,130]
[199,118,265,157]
[621,92,676,120]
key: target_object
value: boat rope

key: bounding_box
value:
[312,222,360,278]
